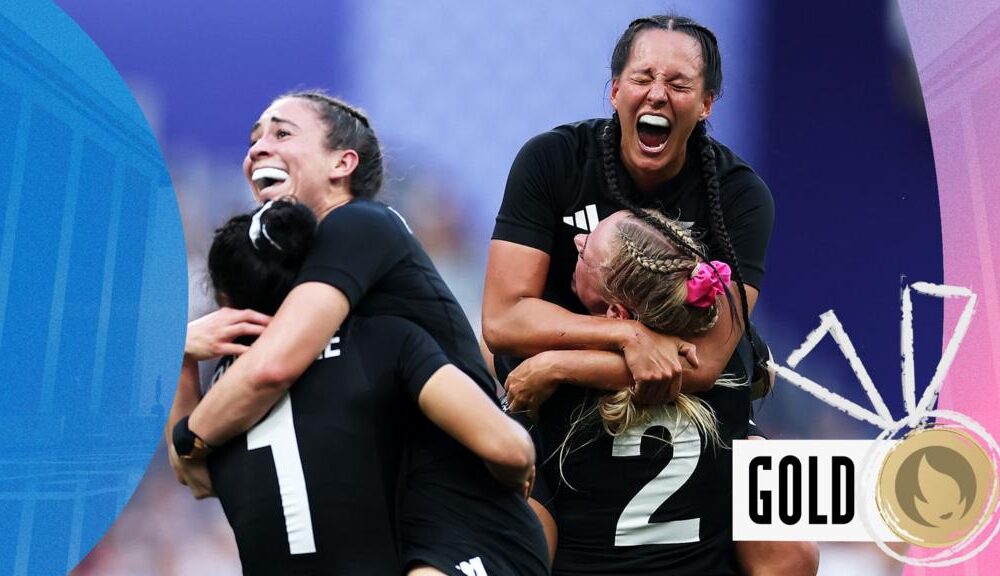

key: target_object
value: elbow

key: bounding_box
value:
[247,358,297,394]
[481,314,515,356]
[483,422,535,470]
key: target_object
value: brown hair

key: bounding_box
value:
[282,90,384,200]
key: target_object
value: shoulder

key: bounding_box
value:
[353,316,447,378]
[317,199,412,238]
[356,315,440,351]
[355,315,424,338]
[710,140,773,208]
[320,199,407,227]
[515,118,606,168]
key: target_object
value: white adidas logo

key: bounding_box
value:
[456,556,488,576]
[563,204,599,232]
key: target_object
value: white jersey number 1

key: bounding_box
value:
[247,393,316,554]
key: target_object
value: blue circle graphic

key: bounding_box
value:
[0,1,186,573]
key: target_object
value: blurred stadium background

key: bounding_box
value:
[50,0,965,573]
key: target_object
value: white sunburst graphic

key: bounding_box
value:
[768,281,1000,567]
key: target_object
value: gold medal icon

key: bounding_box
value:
[876,427,998,547]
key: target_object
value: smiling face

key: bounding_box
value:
[611,28,714,192]
[244,97,346,213]
[571,210,630,314]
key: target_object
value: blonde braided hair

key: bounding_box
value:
[595,211,737,443]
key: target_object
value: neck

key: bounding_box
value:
[314,191,354,221]
[621,146,686,196]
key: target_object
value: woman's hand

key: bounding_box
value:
[485,460,536,499]
[619,322,699,405]
[185,307,272,361]
[505,352,561,420]
[167,442,216,500]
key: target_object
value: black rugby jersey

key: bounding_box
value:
[492,118,772,574]
[400,426,550,576]
[297,199,498,402]
[537,388,748,576]
[289,199,546,573]
[208,316,448,575]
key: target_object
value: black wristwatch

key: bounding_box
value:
[172,416,214,460]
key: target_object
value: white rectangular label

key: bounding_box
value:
[733,439,902,542]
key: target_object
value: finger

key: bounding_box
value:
[234,308,273,326]
[223,322,268,339]
[633,382,655,406]
[665,375,682,403]
[679,343,700,369]
[213,343,251,357]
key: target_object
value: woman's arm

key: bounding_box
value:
[417,364,535,494]
[166,309,271,496]
[484,240,752,397]
[166,357,214,498]
[505,350,632,418]
[187,282,350,446]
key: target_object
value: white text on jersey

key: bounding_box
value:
[317,334,341,360]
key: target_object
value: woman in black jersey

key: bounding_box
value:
[169,91,549,574]
[505,209,749,575]
[482,14,817,576]
[171,199,546,575]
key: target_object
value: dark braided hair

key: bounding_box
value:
[281,90,384,200]
[603,15,760,376]
[692,121,754,347]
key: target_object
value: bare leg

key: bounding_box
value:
[528,497,558,563]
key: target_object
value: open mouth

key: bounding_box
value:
[251,167,289,194]
[636,114,671,153]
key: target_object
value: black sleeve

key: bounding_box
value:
[492,130,572,253]
[720,168,774,290]
[295,202,410,307]
[388,319,452,402]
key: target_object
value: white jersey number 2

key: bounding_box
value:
[247,393,316,554]
[612,411,702,546]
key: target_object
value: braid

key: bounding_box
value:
[619,236,690,275]
[693,122,755,352]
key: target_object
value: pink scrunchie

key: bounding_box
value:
[685,261,732,308]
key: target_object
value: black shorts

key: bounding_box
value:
[401,466,549,576]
